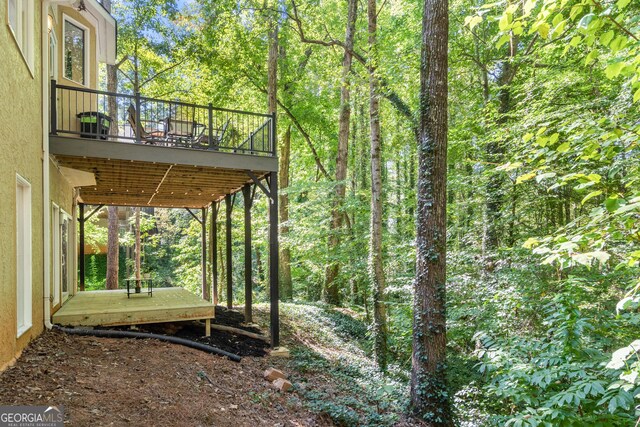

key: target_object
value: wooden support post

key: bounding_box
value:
[211,203,219,306]
[205,318,211,337]
[269,172,280,348]
[243,184,253,323]
[79,203,85,292]
[225,194,233,309]
[201,207,209,301]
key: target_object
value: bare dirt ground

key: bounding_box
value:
[0,330,330,426]
[0,322,332,426]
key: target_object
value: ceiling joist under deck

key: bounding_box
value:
[53,155,269,208]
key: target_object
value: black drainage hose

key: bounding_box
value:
[54,325,242,362]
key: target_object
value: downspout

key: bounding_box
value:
[42,0,53,330]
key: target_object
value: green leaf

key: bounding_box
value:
[610,35,628,53]
[523,132,534,142]
[556,142,570,152]
[605,62,625,79]
[570,5,583,20]
[587,173,601,183]
[537,22,550,38]
[605,196,623,212]
[496,34,511,49]
[599,30,614,46]
[633,87,640,103]
[585,50,598,65]
[465,15,483,30]
[536,172,556,183]
[499,13,511,31]
[516,172,537,184]
[581,190,602,204]
[617,0,631,9]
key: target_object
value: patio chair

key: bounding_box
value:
[198,118,230,150]
[127,104,166,144]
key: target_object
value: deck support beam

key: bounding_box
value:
[201,207,209,301]
[211,203,219,306]
[79,203,85,292]
[268,172,280,348]
[243,184,253,324]
[225,194,233,309]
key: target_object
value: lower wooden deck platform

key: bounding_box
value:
[52,287,215,327]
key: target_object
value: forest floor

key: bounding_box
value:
[0,303,417,426]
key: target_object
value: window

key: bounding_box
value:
[49,27,58,80]
[60,211,72,300]
[52,204,61,306]
[7,0,35,72]
[16,175,32,337]
[63,19,86,85]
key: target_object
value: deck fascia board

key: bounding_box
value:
[50,136,279,172]
[52,288,215,327]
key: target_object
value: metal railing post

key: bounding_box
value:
[135,91,142,144]
[270,112,277,156]
[208,103,213,149]
[50,80,57,135]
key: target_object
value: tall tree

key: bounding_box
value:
[323,0,358,306]
[106,206,119,290]
[410,0,451,423]
[105,64,120,291]
[368,0,388,370]
[134,207,142,292]
[279,124,293,300]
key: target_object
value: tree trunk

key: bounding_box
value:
[107,64,118,136]
[368,0,388,371]
[323,0,357,306]
[279,125,293,300]
[106,206,119,290]
[218,244,225,304]
[482,36,518,263]
[268,18,278,115]
[135,207,141,292]
[410,0,452,423]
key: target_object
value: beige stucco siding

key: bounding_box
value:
[0,0,44,370]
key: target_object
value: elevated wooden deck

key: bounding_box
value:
[52,287,214,327]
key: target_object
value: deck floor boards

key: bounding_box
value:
[52,288,214,327]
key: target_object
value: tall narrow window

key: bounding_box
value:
[52,204,61,306]
[16,175,32,337]
[61,213,69,299]
[7,0,17,30]
[7,0,34,72]
[64,19,85,85]
[49,28,58,80]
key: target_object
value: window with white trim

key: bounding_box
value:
[52,204,61,306]
[63,18,86,85]
[16,175,32,337]
[7,0,35,72]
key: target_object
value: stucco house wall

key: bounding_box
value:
[0,0,45,370]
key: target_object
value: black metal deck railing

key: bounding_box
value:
[50,80,275,156]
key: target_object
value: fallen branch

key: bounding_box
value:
[209,323,270,342]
